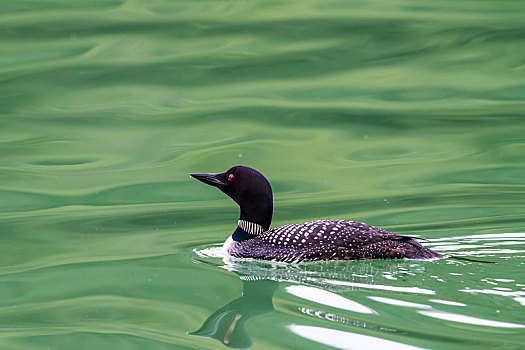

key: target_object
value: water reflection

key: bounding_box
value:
[189,278,390,349]
[190,248,432,348]
[189,279,278,349]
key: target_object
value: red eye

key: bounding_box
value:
[228,174,234,181]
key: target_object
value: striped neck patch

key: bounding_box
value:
[237,220,264,235]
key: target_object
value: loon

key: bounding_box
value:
[190,166,445,263]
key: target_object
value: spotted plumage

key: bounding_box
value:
[190,166,445,263]
[227,220,442,262]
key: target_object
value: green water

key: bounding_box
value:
[1,0,525,349]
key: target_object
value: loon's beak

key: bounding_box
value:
[189,172,228,188]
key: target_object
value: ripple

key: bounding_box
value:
[428,299,466,307]
[459,288,525,306]
[288,325,425,350]
[425,232,525,258]
[322,279,436,295]
[30,158,96,166]
[192,245,225,259]
[286,285,376,314]
[418,311,525,329]
[368,296,431,309]
[431,232,525,241]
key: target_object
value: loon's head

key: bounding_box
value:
[189,166,273,230]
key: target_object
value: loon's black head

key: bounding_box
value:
[189,166,273,230]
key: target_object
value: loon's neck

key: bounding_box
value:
[237,187,273,231]
[232,220,265,242]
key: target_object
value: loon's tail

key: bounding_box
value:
[448,255,496,264]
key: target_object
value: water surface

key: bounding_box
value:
[1,0,525,349]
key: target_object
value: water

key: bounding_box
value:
[1,0,525,349]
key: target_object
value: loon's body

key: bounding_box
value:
[224,219,442,263]
[190,166,444,263]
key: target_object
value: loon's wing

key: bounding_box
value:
[331,223,442,260]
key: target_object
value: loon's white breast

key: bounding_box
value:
[223,235,234,253]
